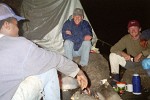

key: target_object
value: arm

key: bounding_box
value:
[141,40,150,56]
[76,70,88,90]
[23,40,88,89]
[62,20,74,41]
[134,40,150,62]
[110,35,132,61]
[110,36,126,55]
[81,20,92,41]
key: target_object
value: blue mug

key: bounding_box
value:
[132,74,141,95]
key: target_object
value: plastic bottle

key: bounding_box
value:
[132,74,141,95]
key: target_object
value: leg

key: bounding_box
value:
[109,53,126,74]
[64,40,74,60]
[109,53,126,86]
[78,41,91,66]
[12,76,43,100]
[142,58,150,76]
[37,69,60,100]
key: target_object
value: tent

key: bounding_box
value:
[21,0,98,54]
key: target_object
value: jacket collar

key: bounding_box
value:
[0,34,4,38]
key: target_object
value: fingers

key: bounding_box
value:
[80,77,87,89]
[76,71,88,90]
[66,30,71,35]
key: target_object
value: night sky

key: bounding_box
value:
[80,0,150,55]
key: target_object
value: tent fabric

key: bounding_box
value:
[21,0,98,54]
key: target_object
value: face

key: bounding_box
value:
[73,15,83,25]
[1,18,19,37]
[128,26,141,40]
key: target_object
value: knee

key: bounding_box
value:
[64,40,73,46]
[109,53,118,60]
[142,58,150,69]
[82,41,91,47]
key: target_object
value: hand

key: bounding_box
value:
[76,69,88,90]
[121,52,131,61]
[66,30,72,35]
[134,53,143,62]
[140,39,148,48]
[84,35,92,41]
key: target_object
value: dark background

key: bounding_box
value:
[80,0,150,56]
[1,0,150,56]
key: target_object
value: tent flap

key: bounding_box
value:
[21,0,97,54]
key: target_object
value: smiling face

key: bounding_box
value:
[128,26,141,40]
[73,15,83,25]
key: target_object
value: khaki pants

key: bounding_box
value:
[109,53,126,74]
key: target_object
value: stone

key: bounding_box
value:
[73,53,110,90]
[121,66,150,89]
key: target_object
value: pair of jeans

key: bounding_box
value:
[142,58,150,76]
[64,40,91,66]
[12,69,60,100]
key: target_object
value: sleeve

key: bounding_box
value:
[110,36,126,55]
[82,20,93,36]
[62,20,75,41]
[23,41,79,78]
[141,40,150,56]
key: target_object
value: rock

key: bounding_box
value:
[73,53,110,90]
[121,66,150,89]
[61,53,114,100]
[70,53,121,100]
[71,81,121,100]
[61,76,79,90]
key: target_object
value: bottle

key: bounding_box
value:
[132,74,141,95]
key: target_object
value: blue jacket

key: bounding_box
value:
[62,19,92,51]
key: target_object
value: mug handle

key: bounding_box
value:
[125,85,127,91]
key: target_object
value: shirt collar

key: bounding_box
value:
[0,34,4,38]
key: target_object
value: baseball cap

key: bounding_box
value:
[127,20,140,28]
[140,29,150,40]
[73,8,84,17]
[0,3,25,21]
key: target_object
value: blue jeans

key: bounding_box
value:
[12,69,60,100]
[64,40,91,66]
[37,69,60,100]
[142,58,150,77]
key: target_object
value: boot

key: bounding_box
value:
[110,74,120,87]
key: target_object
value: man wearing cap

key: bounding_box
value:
[62,8,93,67]
[0,3,88,100]
[109,20,150,86]
[139,29,150,77]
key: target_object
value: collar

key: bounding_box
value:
[0,34,4,38]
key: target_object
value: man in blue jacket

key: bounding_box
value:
[62,8,93,67]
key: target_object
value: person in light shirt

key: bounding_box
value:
[0,3,88,100]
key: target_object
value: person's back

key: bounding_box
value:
[0,35,59,99]
[0,3,88,100]
[0,36,32,99]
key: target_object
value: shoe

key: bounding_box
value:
[110,74,120,87]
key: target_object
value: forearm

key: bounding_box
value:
[56,56,80,77]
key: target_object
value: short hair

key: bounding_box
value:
[0,17,15,29]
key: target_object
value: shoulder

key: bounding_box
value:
[17,37,34,45]
[121,34,130,40]
[6,36,36,48]
[64,19,72,24]
[81,20,90,24]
